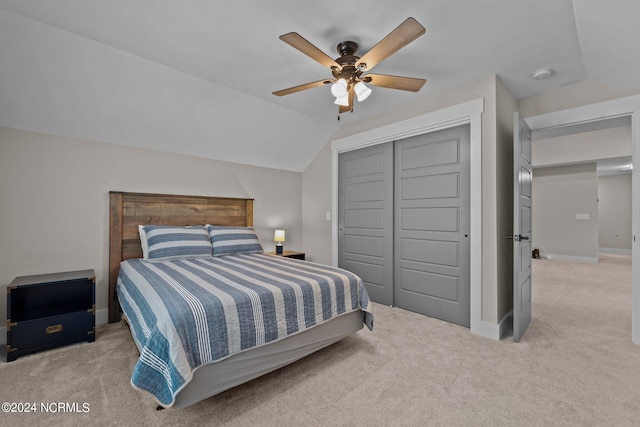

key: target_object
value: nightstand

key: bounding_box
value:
[6,269,96,362]
[265,250,305,260]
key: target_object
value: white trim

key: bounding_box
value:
[599,247,632,255]
[527,93,640,344]
[541,254,598,264]
[473,320,501,340]
[331,98,489,338]
[96,308,108,326]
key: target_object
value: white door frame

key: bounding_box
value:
[526,94,640,344]
[330,98,494,338]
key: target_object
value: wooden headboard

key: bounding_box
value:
[108,191,254,323]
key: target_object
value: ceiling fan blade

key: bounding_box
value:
[355,17,426,72]
[365,74,427,92]
[273,79,332,96]
[279,32,341,70]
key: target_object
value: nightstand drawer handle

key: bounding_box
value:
[45,324,63,334]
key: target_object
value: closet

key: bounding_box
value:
[338,125,471,327]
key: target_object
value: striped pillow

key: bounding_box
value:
[139,225,212,261]
[206,225,264,257]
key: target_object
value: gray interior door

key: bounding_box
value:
[394,125,470,327]
[513,112,533,342]
[338,142,394,305]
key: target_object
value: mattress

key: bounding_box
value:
[116,253,373,407]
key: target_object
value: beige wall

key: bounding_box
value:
[301,142,333,264]
[0,127,303,323]
[598,174,633,252]
[495,77,518,321]
[533,126,631,167]
[532,163,599,261]
[518,81,639,118]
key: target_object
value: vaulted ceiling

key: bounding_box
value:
[1,1,639,171]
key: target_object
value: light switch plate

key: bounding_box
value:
[576,213,589,220]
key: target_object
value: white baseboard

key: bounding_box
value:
[1,308,109,346]
[599,247,632,255]
[472,320,499,340]
[472,312,512,341]
[541,253,598,264]
[95,308,108,326]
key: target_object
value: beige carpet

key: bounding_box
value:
[1,254,638,426]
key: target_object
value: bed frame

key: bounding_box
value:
[108,191,254,323]
[108,191,364,408]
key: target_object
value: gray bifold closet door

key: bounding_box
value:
[338,124,470,327]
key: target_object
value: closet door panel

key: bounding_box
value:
[401,207,459,232]
[338,143,394,305]
[394,125,470,327]
[400,269,459,301]
[400,238,459,267]
[400,173,459,199]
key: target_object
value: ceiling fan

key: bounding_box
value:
[273,17,427,114]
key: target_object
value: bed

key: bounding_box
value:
[108,191,373,408]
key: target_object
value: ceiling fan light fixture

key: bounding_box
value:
[334,94,350,106]
[330,78,348,98]
[354,81,372,102]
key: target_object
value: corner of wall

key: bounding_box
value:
[495,76,518,323]
[301,141,333,265]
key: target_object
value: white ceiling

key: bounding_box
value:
[1,0,639,172]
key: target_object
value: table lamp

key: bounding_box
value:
[274,229,285,255]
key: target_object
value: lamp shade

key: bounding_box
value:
[354,81,372,102]
[334,94,350,106]
[330,78,348,98]
[274,229,285,242]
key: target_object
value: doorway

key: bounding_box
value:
[526,95,640,344]
[530,117,632,263]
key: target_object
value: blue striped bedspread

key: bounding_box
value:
[116,253,373,407]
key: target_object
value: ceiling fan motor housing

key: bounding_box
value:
[336,41,359,57]
[333,41,364,84]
